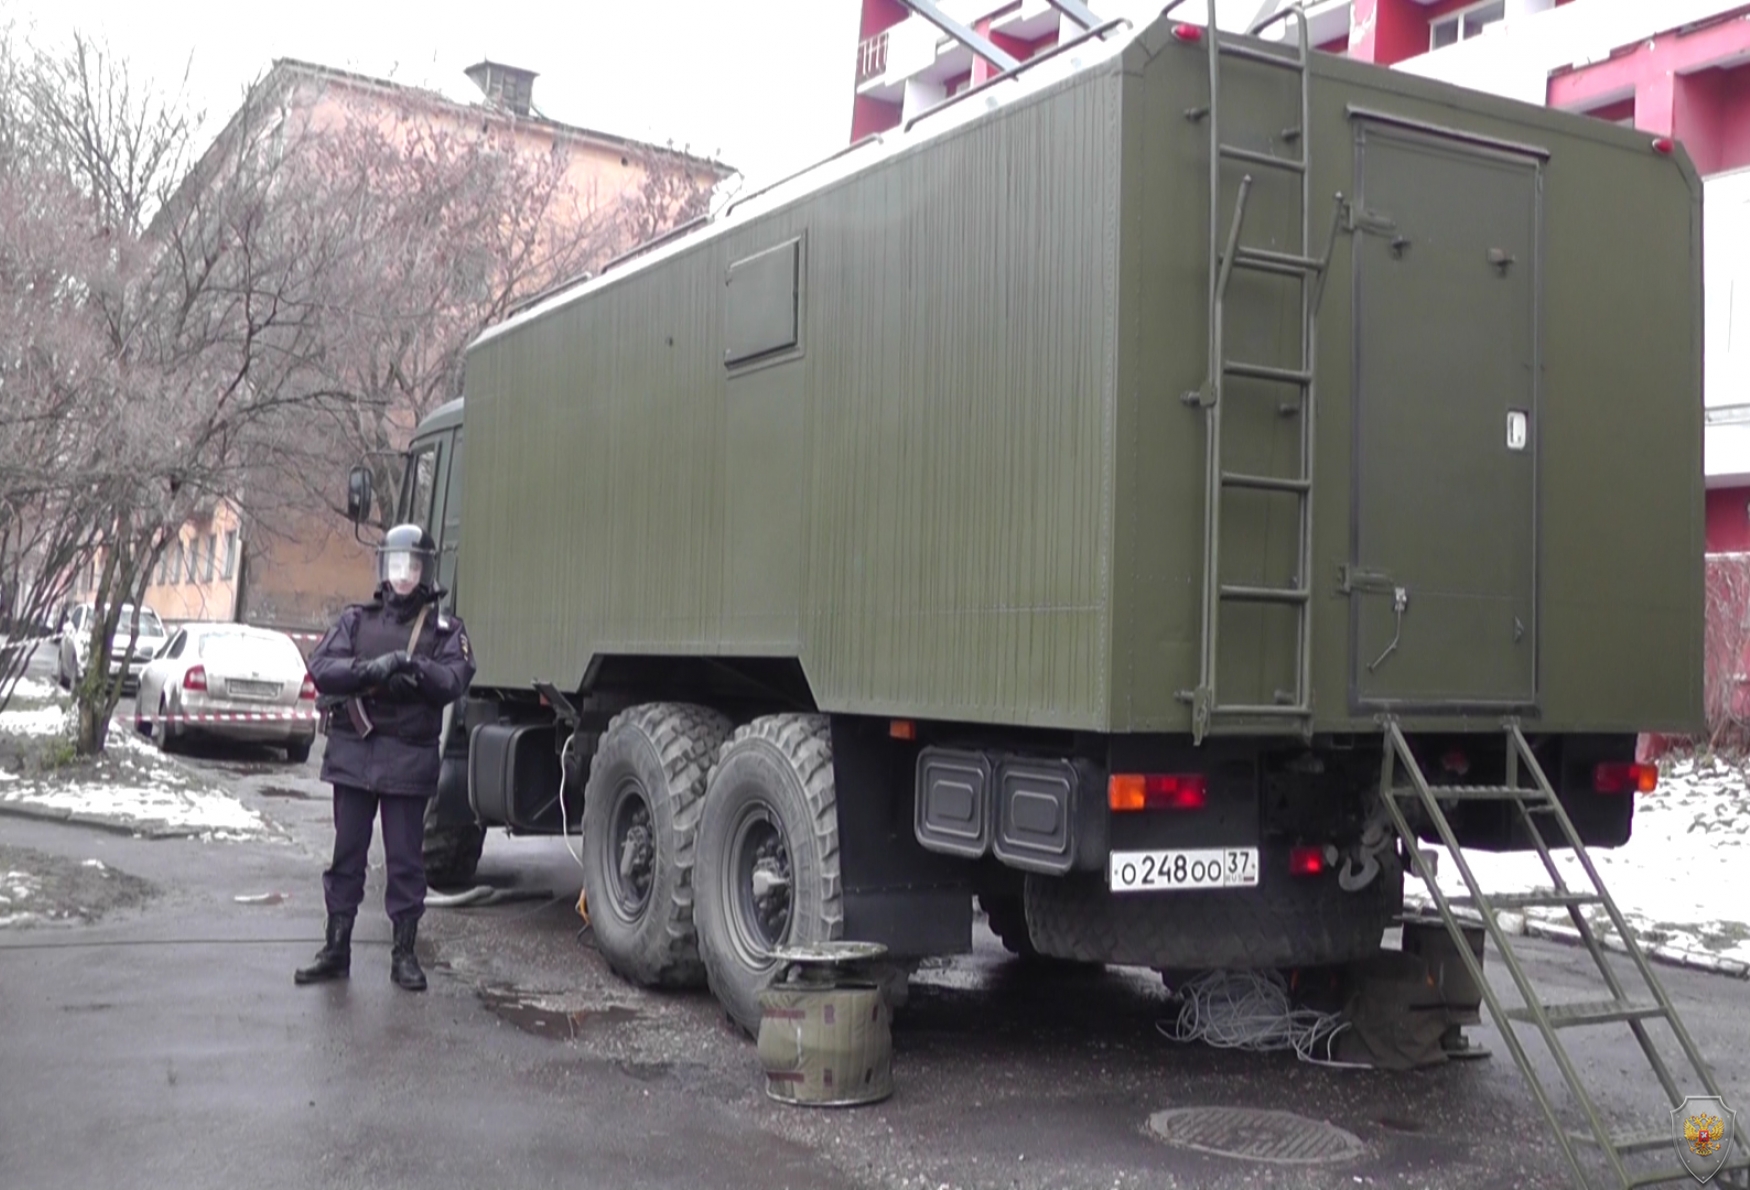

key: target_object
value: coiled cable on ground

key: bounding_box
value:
[1155,969,1369,1069]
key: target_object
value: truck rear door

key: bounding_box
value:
[1349,119,1542,712]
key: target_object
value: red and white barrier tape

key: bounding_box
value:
[132,709,320,724]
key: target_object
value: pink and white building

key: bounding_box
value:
[850,0,1750,551]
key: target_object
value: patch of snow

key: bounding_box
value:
[0,706,70,737]
[0,781,266,838]
[1407,758,1750,970]
[0,712,267,840]
[4,677,61,703]
[81,859,107,871]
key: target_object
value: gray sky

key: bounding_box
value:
[3,0,865,184]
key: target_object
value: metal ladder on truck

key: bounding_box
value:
[1164,1,1344,746]
[1378,719,1750,1190]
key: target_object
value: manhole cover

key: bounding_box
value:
[1147,1107,1366,1165]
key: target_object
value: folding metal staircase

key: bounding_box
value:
[1380,718,1750,1189]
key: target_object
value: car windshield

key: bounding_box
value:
[121,608,165,636]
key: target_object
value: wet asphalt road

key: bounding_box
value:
[2,663,1748,1189]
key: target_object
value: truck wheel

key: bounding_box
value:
[581,702,732,989]
[1023,848,1402,969]
[980,892,1099,967]
[423,822,485,890]
[979,893,1038,957]
[695,714,842,1036]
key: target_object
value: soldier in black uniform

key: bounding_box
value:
[294,524,475,991]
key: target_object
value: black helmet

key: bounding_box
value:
[377,523,436,591]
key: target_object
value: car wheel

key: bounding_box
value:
[284,737,312,764]
[153,695,180,755]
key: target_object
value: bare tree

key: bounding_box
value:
[249,86,720,529]
[2,36,722,750]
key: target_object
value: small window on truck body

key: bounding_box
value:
[724,237,803,368]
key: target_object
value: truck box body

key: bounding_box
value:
[460,17,1703,740]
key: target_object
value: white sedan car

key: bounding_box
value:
[134,623,319,763]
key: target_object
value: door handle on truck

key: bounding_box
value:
[1366,586,1411,674]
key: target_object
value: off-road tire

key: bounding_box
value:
[979,893,1038,957]
[695,714,842,1037]
[581,702,732,989]
[1024,849,1403,969]
[422,822,485,890]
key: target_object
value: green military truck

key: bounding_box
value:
[359,9,1702,1035]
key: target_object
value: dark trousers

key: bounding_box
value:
[323,784,427,924]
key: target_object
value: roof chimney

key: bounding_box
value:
[464,60,537,117]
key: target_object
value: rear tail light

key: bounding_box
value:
[1594,762,1658,794]
[1288,846,1326,876]
[182,665,207,692]
[1108,773,1207,812]
[299,674,316,701]
[1171,23,1203,42]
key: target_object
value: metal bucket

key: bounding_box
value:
[757,942,894,1107]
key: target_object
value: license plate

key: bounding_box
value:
[226,679,282,701]
[1108,848,1259,893]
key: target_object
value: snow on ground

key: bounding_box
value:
[0,711,267,841]
[3,677,60,704]
[0,705,74,738]
[0,867,45,927]
[1407,757,1750,973]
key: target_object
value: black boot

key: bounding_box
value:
[390,916,427,991]
[294,914,353,984]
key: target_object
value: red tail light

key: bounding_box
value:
[182,665,207,692]
[300,674,316,701]
[1172,22,1203,42]
[1651,136,1675,155]
[1594,762,1658,794]
[1109,773,1207,812]
[1288,846,1325,876]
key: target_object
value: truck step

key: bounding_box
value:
[1219,583,1310,605]
[1402,784,1547,802]
[1217,42,1304,69]
[1219,143,1307,173]
[1231,245,1324,276]
[1220,470,1310,494]
[1567,1125,1680,1155]
[1210,702,1310,717]
[1450,892,1603,911]
[1626,1159,1750,1189]
[1505,999,1665,1028]
[1224,359,1313,384]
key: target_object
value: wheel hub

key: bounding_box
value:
[729,810,792,959]
[605,780,656,921]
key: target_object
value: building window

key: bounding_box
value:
[1431,0,1505,50]
[205,534,218,582]
[222,531,237,580]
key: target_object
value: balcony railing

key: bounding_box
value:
[856,30,890,84]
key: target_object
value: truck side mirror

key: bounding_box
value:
[346,466,374,525]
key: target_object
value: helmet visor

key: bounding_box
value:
[380,550,423,587]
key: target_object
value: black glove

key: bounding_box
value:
[385,670,422,699]
[354,650,406,688]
